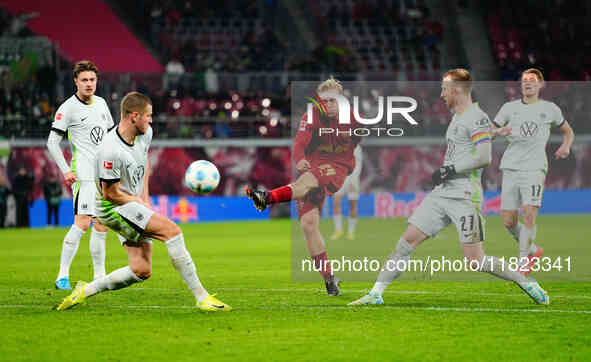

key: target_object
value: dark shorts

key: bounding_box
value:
[296,160,349,219]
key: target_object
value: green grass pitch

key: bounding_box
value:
[1,215,590,361]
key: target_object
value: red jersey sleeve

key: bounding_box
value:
[293,112,314,163]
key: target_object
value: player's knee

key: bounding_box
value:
[464,254,481,266]
[503,217,517,229]
[131,262,152,280]
[522,208,537,227]
[163,222,182,240]
[93,221,108,233]
[501,212,517,229]
[76,216,92,231]
[293,172,319,197]
[300,215,318,235]
[159,219,182,241]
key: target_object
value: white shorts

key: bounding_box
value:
[95,201,155,244]
[408,193,485,244]
[334,146,362,200]
[72,181,96,216]
[501,170,546,210]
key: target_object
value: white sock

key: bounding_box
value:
[370,238,415,296]
[166,234,208,302]
[505,222,522,243]
[518,225,535,261]
[479,255,527,284]
[84,266,142,297]
[529,225,539,254]
[334,214,343,232]
[348,218,357,233]
[57,225,85,279]
[89,229,107,279]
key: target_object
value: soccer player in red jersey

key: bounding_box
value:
[246,77,361,296]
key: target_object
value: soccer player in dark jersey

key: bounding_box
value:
[246,77,361,296]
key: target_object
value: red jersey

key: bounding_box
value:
[293,108,362,174]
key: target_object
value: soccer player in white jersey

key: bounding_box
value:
[349,69,549,306]
[56,92,231,311]
[492,68,574,275]
[47,61,114,290]
[331,144,363,240]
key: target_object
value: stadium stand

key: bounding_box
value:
[1,0,590,141]
[485,0,591,81]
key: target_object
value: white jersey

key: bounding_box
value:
[51,94,115,181]
[432,102,491,204]
[95,126,152,201]
[493,99,564,172]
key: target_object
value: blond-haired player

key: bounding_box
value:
[246,77,362,296]
[56,92,231,311]
[492,68,574,274]
[349,69,549,306]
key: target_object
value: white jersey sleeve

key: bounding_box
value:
[97,146,121,181]
[492,103,510,128]
[551,102,565,127]
[469,113,492,140]
[51,102,73,133]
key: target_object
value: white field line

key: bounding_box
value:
[3,286,589,300]
[1,304,591,314]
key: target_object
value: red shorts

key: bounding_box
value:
[296,160,349,219]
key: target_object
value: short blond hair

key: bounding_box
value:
[521,68,544,82]
[317,76,343,94]
[443,68,472,93]
[120,91,152,117]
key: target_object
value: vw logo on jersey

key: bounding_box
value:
[90,126,105,145]
[132,165,145,187]
[520,121,538,137]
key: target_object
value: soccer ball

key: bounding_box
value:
[184,160,220,195]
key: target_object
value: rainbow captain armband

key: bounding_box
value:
[472,132,491,145]
[306,94,329,120]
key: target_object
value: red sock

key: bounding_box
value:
[267,185,292,204]
[312,252,332,277]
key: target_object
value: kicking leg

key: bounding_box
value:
[246,171,319,211]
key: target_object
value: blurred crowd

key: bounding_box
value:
[0,0,590,141]
[486,0,591,81]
